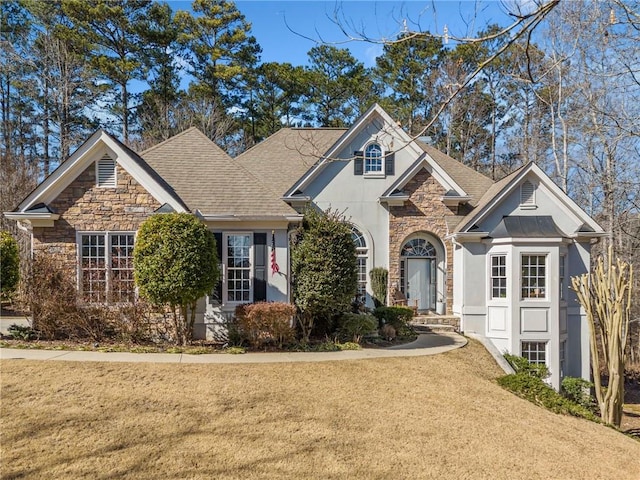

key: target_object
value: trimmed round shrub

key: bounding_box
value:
[291,208,357,341]
[134,213,219,344]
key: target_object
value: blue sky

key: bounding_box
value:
[169,1,519,67]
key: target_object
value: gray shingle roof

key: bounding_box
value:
[235,128,346,196]
[417,142,494,207]
[452,163,528,232]
[104,131,189,212]
[140,128,298,217]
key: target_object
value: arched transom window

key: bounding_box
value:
[401,238,436,257]
[364,143,382,174]
[351,227,368,303]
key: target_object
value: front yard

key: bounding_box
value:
[1,340,639,479]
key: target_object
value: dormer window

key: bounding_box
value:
[364,143,383,174]
[96,155,116,187]
[520,180,535,207]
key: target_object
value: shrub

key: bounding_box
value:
[235,302,296,349]
[373,306,414,333]
[498,373,598,421]
[336,312,377,343]
[369,267,388,308]
[561,376,596,411]
[0,231,20,301]
[291,208,357,342]
[134,213,219,345]
[23,255,163,343]
[8,324,36,341]
[504,353,550,379]
[225,346,246,355]
[24,255,84,340]
[113,300,164,344]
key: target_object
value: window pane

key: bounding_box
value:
[364,143,382,173]
[80,234,107,302]
[521,255,546,298]
[559,255,566,300]
[110,234,135,302]
[401,238,436,257]
[226,234,251,303]
[490,255,507,299]
[522,341,546,364]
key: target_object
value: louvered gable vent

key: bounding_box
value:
[520,180,535,205]
[97,155,116,187]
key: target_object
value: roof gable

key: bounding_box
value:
[281,104,492,206]
[11,130,187,214]
[455,162,604,235]
[284,104,427,198]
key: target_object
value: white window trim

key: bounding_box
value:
[559,339,567,378]
[363,142,385,178]
[96,156,117,188]
[76,231,136,303]
[351,226,368,303]
[520,253,547,301]
[489,253,508,300]
[559,254,566,302]
[521,340,548,366]
[222,232,253,306]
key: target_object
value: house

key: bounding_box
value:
[5,104,604,390]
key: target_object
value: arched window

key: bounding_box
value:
[351,227,368,303]
[364,143,382,174]
[401,238,436,257]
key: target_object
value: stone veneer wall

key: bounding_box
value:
[388,168,457,314]
[32,162,161,279]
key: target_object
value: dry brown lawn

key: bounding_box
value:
[1,340,639,480]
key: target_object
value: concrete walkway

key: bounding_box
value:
[0,332,467,364]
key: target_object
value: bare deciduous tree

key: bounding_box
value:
[572,247,633,427]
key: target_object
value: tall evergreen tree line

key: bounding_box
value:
[2,0,640,256]
[0,1,552,179]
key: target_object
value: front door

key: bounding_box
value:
[407,258,435,311]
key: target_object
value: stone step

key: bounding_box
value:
[412,315,460,330]
[412,315,460,323]
[410,323,458,333]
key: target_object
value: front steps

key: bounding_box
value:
[410,314,460,333]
